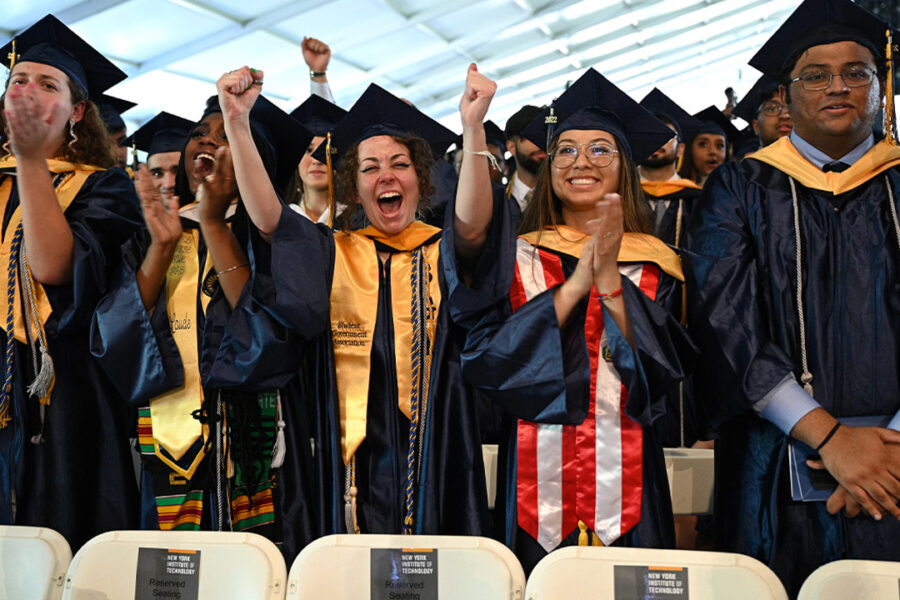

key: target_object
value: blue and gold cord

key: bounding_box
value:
[403,247,425,534]
[0,224,22,428]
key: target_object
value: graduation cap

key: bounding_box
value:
[520,68,675,163]
[639,88,704,142]
[732,75,781,123]
[124,111,194,158]
[748,0,898,80]
[248,96,314,193]
[692,106,741,141]
[311,83,457,165]
[484,120,507,150]
[0,14,127,98]
[289,94,347,137]
[97,94,137,133]
[504,105,543,138]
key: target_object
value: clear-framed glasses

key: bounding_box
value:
[758,102,789,117]
[550,142,619,168]
[789,68,875,91]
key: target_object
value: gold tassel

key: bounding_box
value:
[577,520,589,546]
[591,531,603,546]
[885,29,898,146]
[325,132,335,229]
[6,41,18,71]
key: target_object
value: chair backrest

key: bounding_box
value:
[798,559,900,600]
[664,447,715,516]
[525,546,788,600]
[0,525,72,600]
[286,534,525,600]
[61,530,285,600]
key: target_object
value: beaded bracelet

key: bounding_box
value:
[217,261,249,276]
[597,287,623,303]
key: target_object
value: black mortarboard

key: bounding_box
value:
[520,68,675,162]
[639,88,704,142]
[749,0,898,80]
[311,83,457,165]
[124,112,194,158]
[0,14,127,98]
[289,95,347,137]
[97,94,137,133]
[732,75,781,123]
[484,120,507,149]
[692,106,741,141]
[248,96,314,193]
[504,105,543,138]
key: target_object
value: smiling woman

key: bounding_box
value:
[457,67,696,574]
[205,68,505,543]
[0,14,144,551]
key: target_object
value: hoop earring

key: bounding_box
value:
[68,117,78,150]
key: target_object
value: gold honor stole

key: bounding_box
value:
[513,226,682,551]
[749,137,900,194]
[0,157,99,343]
[330,221,441,465]
[639,178,702,198]
[146,229,216,479]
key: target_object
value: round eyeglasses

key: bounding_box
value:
[550,142,620,168]
[789,68,875,91]
[758,103,789,117]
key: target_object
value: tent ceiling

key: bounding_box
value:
[2,0,803,131]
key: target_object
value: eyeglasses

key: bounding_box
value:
[758,102,789,117]
[789,68,875,91]
[550,142,619,168]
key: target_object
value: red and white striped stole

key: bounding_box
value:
[510,235,661,552]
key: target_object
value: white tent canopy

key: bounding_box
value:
[3,0,803,133]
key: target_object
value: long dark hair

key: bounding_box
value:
[0,74,116,168]
[520,131,651,235]
[333,134,435,232]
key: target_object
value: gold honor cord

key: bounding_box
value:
[886,29,898,146]
[326,132,336,229]
[6,41,17,71]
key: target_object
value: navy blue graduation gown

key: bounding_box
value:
[684,158,900,597]
[0,167,143,551]
[205,196,511,544]
[457,236,694,574]
[91,207,320,560]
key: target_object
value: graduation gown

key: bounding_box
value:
[460,226,695,574]
[0,159,143,551]
[205,198,510,542]
[91,206,317,559]
[640,178,704,447]
[684,137,900,596]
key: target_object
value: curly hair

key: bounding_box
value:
[0,74,116,168]
[333,133,435,231]
[520,132,651,236]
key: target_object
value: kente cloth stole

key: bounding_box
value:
[511,227,677,553]
[139,392,279,533]
[330,221,442,466]
[0,158,99,344]
[750,137,900,194]
[146,229,216,481]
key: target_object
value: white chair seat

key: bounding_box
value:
[798,559,900,600]
[0,525,71,600]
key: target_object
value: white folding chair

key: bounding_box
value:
[483,443,499,510]
[798,559,900,600]
[61,530,285,599]
[286,534,525,600]
[664,447,715,516]
[0,525,72,600]
[525,546,788,600]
